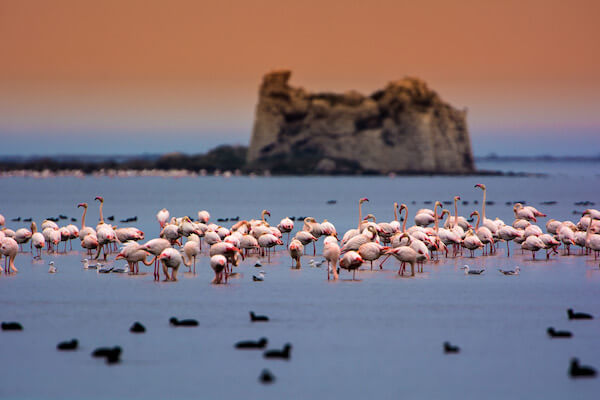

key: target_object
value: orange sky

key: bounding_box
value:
[1,0,599,155]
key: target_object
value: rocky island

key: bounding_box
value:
[248,70,474,174]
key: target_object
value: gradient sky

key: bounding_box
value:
[1,0,599,156]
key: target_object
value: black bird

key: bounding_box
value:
[569,358,596,378]
[547,327,572,338]
[567,308,593,320]
[326,200,337,204]
[92,346,122,358]
[130,216,137,222]
[462,201,470,205]
[71,218,77,222]
[263,343,292,360]
[259,369,275,384]
[23,218,32,222]
[107,215,114,221]
[120,219,129,223]
[250,311,269,322]
[169,317,198,327]
[130,321,146,333]
[235,337,268,349]
[57,339,78,350]
[11,217,21,222]
[423,201,432,205]
[230,216,239,221]
[1,321,23,331]
[252,275,264,282]
[106,352,121,364]
[443,342,460,354]
[217,218,226,222]
[289,216,295,221]
[59,214,67,219]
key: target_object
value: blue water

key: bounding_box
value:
[1,166,599,399]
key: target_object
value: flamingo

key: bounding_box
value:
[81,233,98,256]
[158,248,188,281]
[513,219,531,230]
[210,255,227,284]
[474,184,499,238]
[323,240,341,280]
[182,236,201,273]
[277,217,294,246]
[197,210,210,224]
[545,219,561,234]
[303,217,323,255]
[30,222,45,259]
[288,239,303,268]
[339,251,363,280]
[583,212,600,263]
[470,211,494,255]
[341,226,378,253]
[513,203,537,222]
[209,242,241,281]
[139,238,171,280]
[0,214,4,226]
[77,203,95,240]
[14,227,32,252]
[0,237,19,274]
[539,234,560,259]
[358,242,388,270]
[557,223,576,255]
[497,225,523,256]
[462,229,484,257]
[115,243,155,275]
[258,234,282,263]
[444,196,470,231]
[521,235,545,260]
[156,208,170,230]
[385,235,419,276]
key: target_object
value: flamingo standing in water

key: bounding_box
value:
[77,203,95,241]
[30,222,45,259]
[470,211,494,255]
[497,225,523,256]
[288,239,303,269]
[385,234,418,276]
[210,255,227,284]
[140,238,171,280]
[583,212,600,263]
[323,240,340,280]
[474,184,499,244]
[358,242,388,270]
[182,236,200,273]
[277,217,294,246]
[157,248,189,281]
[339,251,363,280]
[115,243,155,275]
[0,237,19,274]
[14,227,32,252]
[258,234,283,263]
[303,217,323,255]
[462,229,484,257]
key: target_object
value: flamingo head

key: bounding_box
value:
[115,253,125,260]
[77,203,88,208]
[454,196,461,201]
[94,196,104,202]
[158,252,170,261]
[360,198,369,204]
[474,184,485,190]
[470,211,479,218]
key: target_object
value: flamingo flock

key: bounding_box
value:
[1,183,600,282]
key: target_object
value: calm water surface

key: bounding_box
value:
[1,167,599,399]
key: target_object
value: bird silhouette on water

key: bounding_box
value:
[567,309,593,320]
[57,339,78,350]
[264,343,292,360]
[259,369,275,384]
[443,342,460,354]
[250,311,269,322]
[1,322,23,331]
[569,358,596,378]
[235,337,268,349]
[169,317,198,327]
[130,322,146,333]
[547,327,572,338]
[92,346,122,364]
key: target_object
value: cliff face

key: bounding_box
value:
[247,70,474,174]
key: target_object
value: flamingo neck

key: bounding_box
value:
[358,201,363,230]
[454,199,459,229]
[402,207,407,233]
[475,212,480,230]
[481,189,486,220]
[393,203,398,222]
[585,215,593,245]
[98,203,104,224]
[81,207,87,229]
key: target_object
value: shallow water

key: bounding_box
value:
[1,170,600,399]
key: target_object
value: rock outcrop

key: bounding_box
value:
[247,70,474,174]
